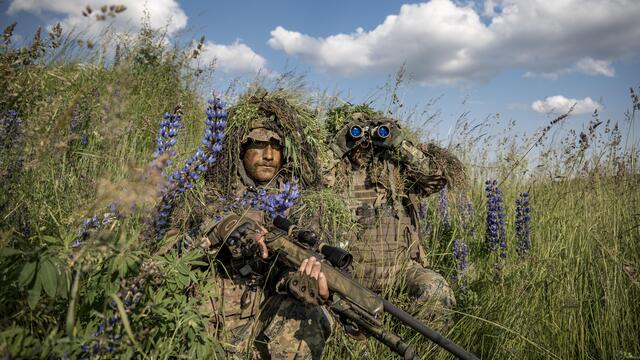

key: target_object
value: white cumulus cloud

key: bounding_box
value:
[268,0,640,84]
[575,58,615,77]
[7,0,270,75]
[198,41,267,75]
[7,0,188,37]
[531,95,601,115]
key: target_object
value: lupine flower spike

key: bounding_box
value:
[453,239,469,280]
[515,192,531,257]
[438,185,449,226]
[153,95,227,241]
[456,192,475,235]
[154,105,183,165]
[485,180,506,258]
[224,181,300,220]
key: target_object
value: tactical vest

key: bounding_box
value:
[344,160,422,291]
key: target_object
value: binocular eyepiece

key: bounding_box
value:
[349,124,391,140]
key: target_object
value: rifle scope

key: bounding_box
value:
[273,216,353,270]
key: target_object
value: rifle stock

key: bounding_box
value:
[265,224,479,360]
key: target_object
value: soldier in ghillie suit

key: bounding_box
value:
[323,104,465,328]
[169,89,333,359]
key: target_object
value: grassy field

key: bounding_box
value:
[1,24,639,359]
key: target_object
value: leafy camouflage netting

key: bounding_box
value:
[206,87,326,196]
[323,103,380,139]
[324,103,467,189]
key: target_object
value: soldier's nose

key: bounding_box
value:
[263,145,274,160]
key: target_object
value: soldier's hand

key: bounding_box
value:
[227,221,269,259]
[288,256,329,305]
[300,256,329,301]
[254,225,269,259]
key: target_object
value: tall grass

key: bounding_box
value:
[1,21,639,360]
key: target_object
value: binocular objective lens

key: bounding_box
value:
[350,125,364,138]
[376,125,390,138]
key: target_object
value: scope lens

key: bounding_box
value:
[376,125,390,138]
[350,125,363,138]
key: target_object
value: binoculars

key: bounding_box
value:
[349,124,391,140]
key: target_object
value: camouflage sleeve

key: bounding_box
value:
[395,140,448,196]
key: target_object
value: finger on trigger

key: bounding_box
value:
[260,242,269,258]
[255,233,269,258]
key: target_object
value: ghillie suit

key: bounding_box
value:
[323,104,465,327]
[207,87,324,195]
[168,89,332,360]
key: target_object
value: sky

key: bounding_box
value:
[2,0,639,144]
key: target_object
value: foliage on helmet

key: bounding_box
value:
[324,103,381,138]
[206,87,326,194]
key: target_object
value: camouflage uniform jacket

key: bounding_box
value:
[179,178,333,359]
[324,140,447,290]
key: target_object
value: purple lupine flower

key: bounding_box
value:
[81,314,122,355]
[152,95,227,241]
[74,210,120,247]
[485,180,506,257]
[515,192,531,257]
[452,239,469,280]
[154,106,183,159]
[438,186,449,225]
[227,181,300,220]
[418,201,427,219]
[456,192,475,236]
[0,109,25,176]
[0,109,21,146]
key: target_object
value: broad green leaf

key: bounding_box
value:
[0,248,22,257]
[39,259,58,297]
[118,257,128,277]
[18,262,37,287]
[27,278,42,309]
[41,235,60,245]
[56,269,70,300]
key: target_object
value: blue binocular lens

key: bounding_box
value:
[375,125,390,139]
[350,125,364,138]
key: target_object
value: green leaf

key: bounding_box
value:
[27,278,42,309]
[0,248,23,257]
[56,269,70,300]
[175,273,190,288]
[110,294,141,351]
[41,235,60,245]
[18,262,37,287]
[39,259,58,297]
[189,260,209,267]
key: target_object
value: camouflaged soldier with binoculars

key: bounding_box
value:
[324,110,459,328]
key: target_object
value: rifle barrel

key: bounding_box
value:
[382,299,479,360]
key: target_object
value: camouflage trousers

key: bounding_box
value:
[404,261,456,329]
[201,277,333,360]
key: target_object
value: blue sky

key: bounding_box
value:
[2,0,639,144]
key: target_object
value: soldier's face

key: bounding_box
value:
[242,140,283,182]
